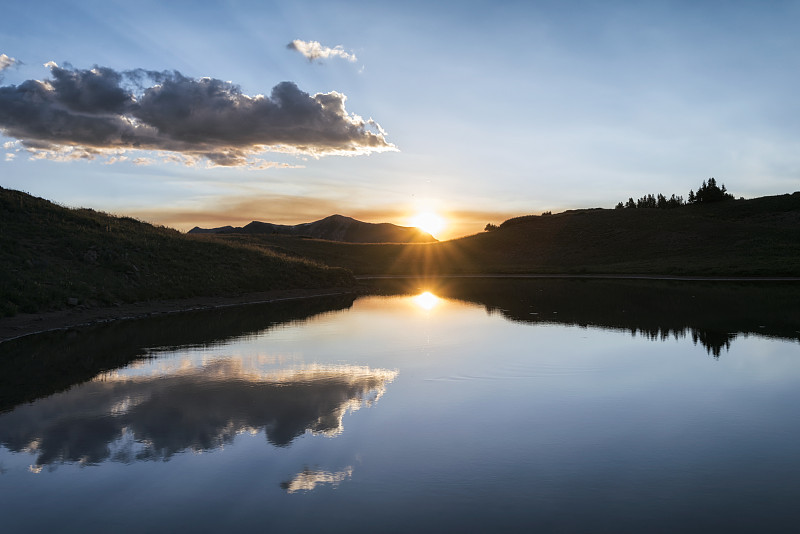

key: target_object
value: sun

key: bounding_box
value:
[410,211,445,237]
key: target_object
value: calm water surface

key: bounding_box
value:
[1,280,799,533]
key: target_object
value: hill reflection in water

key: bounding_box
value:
[2,279,798,470]
[2,279,800,532]
[368,278,800,357]
[0,293,403,469]
[0,294,357,412]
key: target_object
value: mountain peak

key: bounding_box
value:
[188,215,437,243]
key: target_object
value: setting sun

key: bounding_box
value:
[410,211,445,238]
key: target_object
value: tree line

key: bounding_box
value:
[485,178,735,231]
[615,177,734,210]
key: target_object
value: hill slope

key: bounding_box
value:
[0,188,354,316]
[189,214,437,243]
[211,193,800,276]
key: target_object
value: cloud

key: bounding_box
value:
[0,361,398,466]
[287,40,357,63]
[0,63,393,166]
[0,54,18,72]
[129,193,350,230]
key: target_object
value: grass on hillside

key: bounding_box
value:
[0,188,354,317]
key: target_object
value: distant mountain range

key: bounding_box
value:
[188,214,437,243]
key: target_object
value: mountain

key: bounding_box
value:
[213,193,800,277]
[188,214,437,243]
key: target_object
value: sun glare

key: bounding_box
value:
[410,211,445,238]
[413,291,440,311]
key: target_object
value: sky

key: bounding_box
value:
[1,0,799,239]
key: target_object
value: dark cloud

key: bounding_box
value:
[0,63,393,165]
[48,63,132,114]
[0,361,397,466]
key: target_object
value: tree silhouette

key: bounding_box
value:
[689,177,734,204]
[615,177,732,209]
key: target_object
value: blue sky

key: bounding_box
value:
[1,0,798,238]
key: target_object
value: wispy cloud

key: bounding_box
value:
[127,193,520,239]
[0,54,19,80]
[0,62,393,166]
[0,54,17,70]
[287,40,357,63]
[130,193,349,230]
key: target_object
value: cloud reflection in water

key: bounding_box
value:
[281,466,354,494]
[0,359,397,468]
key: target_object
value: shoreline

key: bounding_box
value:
[356,273,800,282]
[0,287,362,344]
[3,274,799,343]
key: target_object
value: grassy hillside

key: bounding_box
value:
[212,193,800,276]
[0,188,354,316]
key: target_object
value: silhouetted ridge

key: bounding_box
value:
[219,192,799,276]
[189,225,235,234]
[189,214,438,243]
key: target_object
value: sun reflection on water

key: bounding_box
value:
[413,291,440,311]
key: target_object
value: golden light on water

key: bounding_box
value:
[413,291,440,310]
[410,211,445,238]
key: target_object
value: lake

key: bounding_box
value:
[1,279,799,533]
